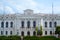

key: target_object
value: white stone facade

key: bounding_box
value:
[0,9,60,36]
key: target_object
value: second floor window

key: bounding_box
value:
[6,22,8,28]
[21,21,24,28]
[49,22,52,27]
[54,22,57,27]
[10,22,13,28]
[1,22,4,28]
[33,21,36,28]
[45,22,47,27]
[27,21,30,28]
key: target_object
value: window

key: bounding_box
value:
[10,31,12,35]
[21,31,24,36]
[50,31,52,35]
[49,22,52,27]
[54,22,57,27]
[1,22,4,28]
[27,31,30,36]
[1,31,3,35]
[21,21,24,28]
[45,22,47,27]
[6,22,8,28]
[10,22,13,28]
[27,21,30,28]
[6,31,8,35]
[33,21,36,28]
[33,31,36,36]
[45,31,47,35]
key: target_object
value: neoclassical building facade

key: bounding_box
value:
[0,9,59,36]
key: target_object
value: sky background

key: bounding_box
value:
[0,0,60,14]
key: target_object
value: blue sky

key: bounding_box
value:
[0,0,60,14]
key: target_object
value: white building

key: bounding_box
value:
[0,9,59,36]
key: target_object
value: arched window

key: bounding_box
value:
[49,22,52,27]
[1,22,4,28]
[33,21,36,28]
[54,22,57,27]
[27,21,30,28]
[10,22,13,28]
[21,21,24,28]
[21,31,24,36]
[6,22,8,28]
[45,22,47,27]
[27,31,30,36]
[33,31,36,36]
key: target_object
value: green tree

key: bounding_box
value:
[35,26,38,36]
[40,26,43,35]
[55,26,60,34]
[37,26,43,36]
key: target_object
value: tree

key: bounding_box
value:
[55,26,60,34]
[36,26,43,36]
[39,26,43,35]
[35,26,38,36]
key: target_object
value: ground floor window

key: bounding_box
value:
[50,31,52,35]
[10,31,12,35]
[1,31,3,35]
[21,31,24,36]
[27,31,30,36]
[45,31,47,35]
[6,31,8,35]
[33,31,36,36]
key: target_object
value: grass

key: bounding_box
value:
[24,36,60,40]
[0,36,60,40]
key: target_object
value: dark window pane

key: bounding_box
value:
[1,31,3,35]
[49,22,52,27]
[21,31,24,36]
[27,31,30,36]
[33,21,36,28]
[10,31,12,35]
[1,22,4,28]
[50,31,52,35]
[54,22,57,27]
[33,31,36,36]
[45,22,47,27]
[6,31,8,35]
[45,31,47,35]
[21,21,24,28]
[27,21,30,28]
[6,22,8,28]
[10,22,13,28]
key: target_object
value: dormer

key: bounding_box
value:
[24,9,33,15]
